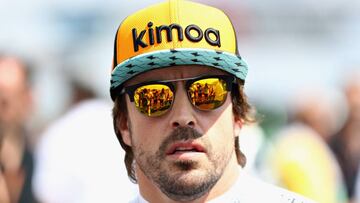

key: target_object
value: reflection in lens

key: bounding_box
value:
[134,84,174,116]
[188,78,227,110]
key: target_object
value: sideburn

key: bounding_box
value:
[113,96,137,182]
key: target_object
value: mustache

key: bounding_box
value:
[158,127,203,156]
[168,126,203,141]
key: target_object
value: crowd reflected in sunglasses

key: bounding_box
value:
[135,80,226,116]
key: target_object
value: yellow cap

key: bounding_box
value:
[111,0,248,100]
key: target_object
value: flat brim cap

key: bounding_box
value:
[110,0,248,101]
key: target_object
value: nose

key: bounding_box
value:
[169,82,196,128]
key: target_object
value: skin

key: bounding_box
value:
[0,171,10,203]
[0,57,32,203]
[0,57,32,130]
[118,65,242,203]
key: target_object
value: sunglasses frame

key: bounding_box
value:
[120,75,237,115]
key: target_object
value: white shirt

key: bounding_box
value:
[33,99,137,203]
[130,169,316,203]
[355,163,360,203]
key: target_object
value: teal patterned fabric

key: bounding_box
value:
[110,48,248,100]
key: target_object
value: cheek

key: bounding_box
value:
[206,104,237,149]
[127,110,165,152]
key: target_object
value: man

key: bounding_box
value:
[269,89,348,203]
[0,127,11,203]
[0,55,37,203]
[33,99,137,203]
[330,71,360,203]
[356,163,360,203]
[33,55,136,203]
[110,0,314,202]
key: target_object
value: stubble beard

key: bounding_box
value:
[132,126,233,202]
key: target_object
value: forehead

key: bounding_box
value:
[126,65,228,85]
[0,58,27,91]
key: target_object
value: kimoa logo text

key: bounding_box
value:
[132,22,221,52]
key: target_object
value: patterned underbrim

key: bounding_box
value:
[110,48,248,100]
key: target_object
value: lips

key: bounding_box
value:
[166,142,206,155]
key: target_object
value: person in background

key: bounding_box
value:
[0,130,11,203]
[239,123,266,176]
[33,59,137,203]
[0,55,38,203]
[356,164,360,203]
[109,0,314,202]
[268,89,348,203]
[330,71,360,203]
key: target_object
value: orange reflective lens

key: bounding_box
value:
[134,84,174,116]
[188,78,228,111]
[122,75,235,117]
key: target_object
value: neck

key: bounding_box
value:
[136,154,240,203]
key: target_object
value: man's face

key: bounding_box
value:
[0,59,32,129]
[119,65,241,201]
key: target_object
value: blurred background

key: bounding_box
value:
[1,0,360,202]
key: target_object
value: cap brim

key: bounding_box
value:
[110,48,248,100]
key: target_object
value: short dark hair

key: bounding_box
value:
[112,79,254,182]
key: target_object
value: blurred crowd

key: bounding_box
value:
[0,54,137,203]
[1,1,360,203]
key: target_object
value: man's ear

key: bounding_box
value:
[117,114,132,146]
[234,115,243,138]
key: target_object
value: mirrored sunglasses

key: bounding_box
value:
[121,75,236,117]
